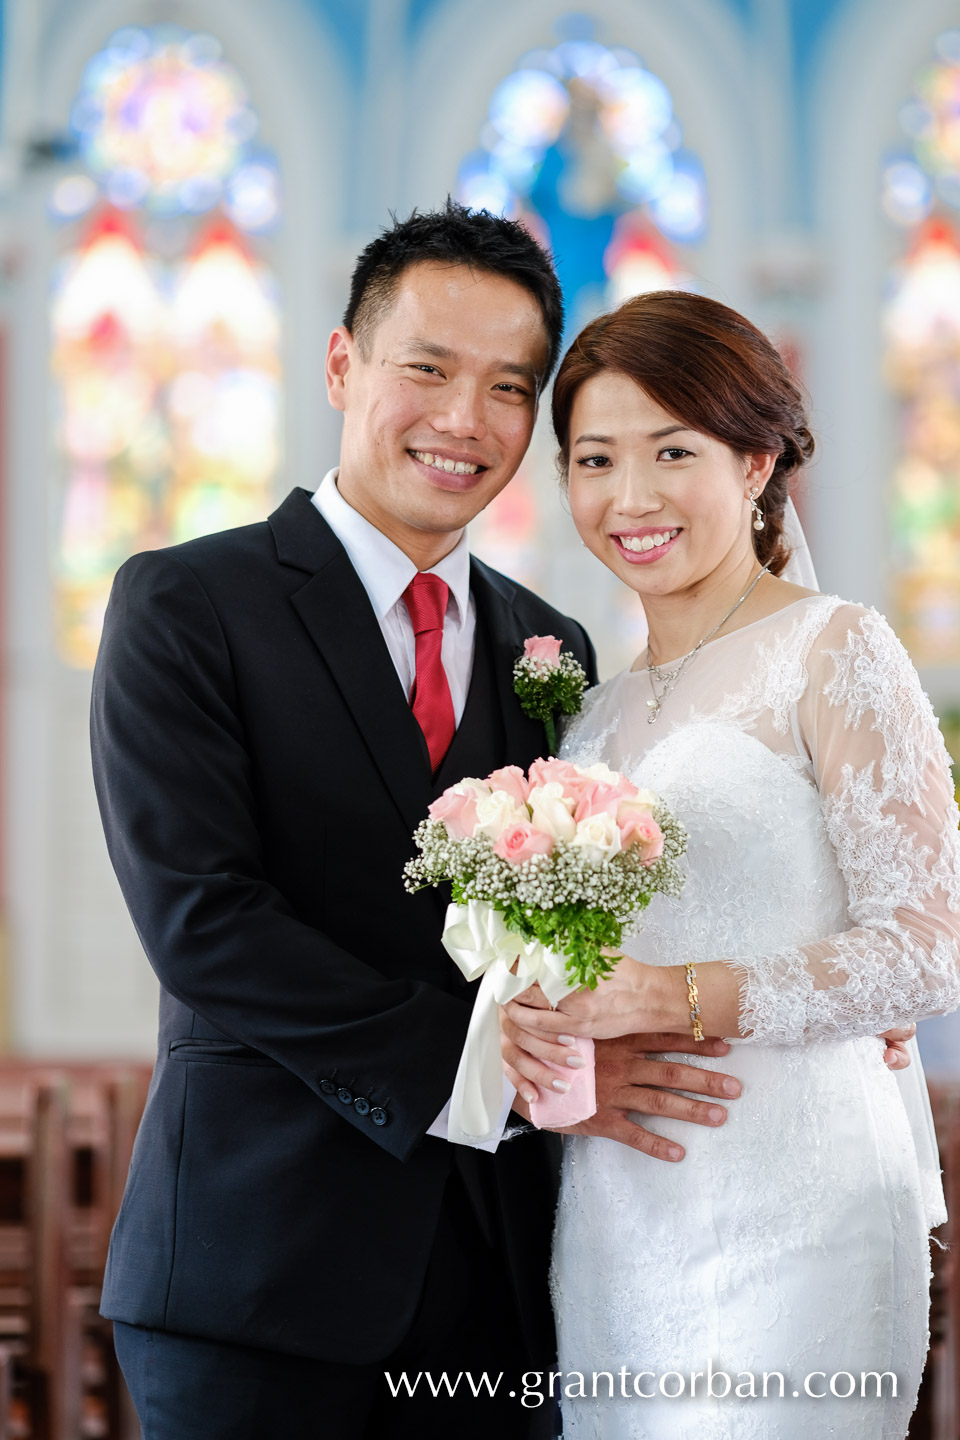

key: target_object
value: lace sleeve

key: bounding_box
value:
[728,603,960,1044]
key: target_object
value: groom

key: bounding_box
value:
[90,202,850,1440]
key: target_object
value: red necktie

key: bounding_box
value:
[402,572,456,772]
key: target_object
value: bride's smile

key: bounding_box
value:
[609,525,682,563]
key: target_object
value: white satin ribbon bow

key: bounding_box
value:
[441,898,576,1145]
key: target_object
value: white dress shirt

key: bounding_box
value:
[312,468,475,721]
[312,470,515,1150]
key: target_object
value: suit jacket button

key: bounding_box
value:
[320,1080,336,1095]
[337,1087,354,1105]
[370,1107,388,1127]
[353,1097,371,1116]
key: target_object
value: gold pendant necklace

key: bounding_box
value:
[644,565,771,724]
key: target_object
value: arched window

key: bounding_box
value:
[456,20,706,659]
[883,29,960,664]
[457,24,707,335]
[50,25,282,667]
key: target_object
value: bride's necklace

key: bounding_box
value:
[642,564,771,724]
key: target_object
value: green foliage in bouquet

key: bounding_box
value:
[496,894,648,990]
[404,806,687,991]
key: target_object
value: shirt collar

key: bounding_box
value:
[311,468,471,626]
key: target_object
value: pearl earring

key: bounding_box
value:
[749,487,765,531]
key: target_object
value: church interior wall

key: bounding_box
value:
[0,0,957,1071]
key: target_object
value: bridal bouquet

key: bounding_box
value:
[404,758,686,1143]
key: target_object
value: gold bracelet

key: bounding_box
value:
[685,963,704,1042]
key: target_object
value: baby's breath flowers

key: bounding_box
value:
[405,757,687,1141]
[404,758,686,991]
[513,635,588,757]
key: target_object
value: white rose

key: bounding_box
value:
[632,788,660,808]
[474,789,527,842]
[583,762,622,786]
[528,782,577,843]
[458,778,491,797]
[571,811,622,865]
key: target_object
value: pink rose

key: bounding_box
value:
[485,765,529,809]
[620,813,664,865]
[493,823,555,865]
[574,777,639,823]
[428,780,486,839]
[527,757,591,799]
[523,635,563,666]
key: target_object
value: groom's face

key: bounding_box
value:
[326,261,549,560]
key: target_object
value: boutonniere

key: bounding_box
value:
[513,635,588,757]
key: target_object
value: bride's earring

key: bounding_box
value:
[749,487,765,531]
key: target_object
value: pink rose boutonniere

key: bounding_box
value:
[513,635,588,757]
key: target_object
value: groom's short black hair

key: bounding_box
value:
[343,198,564,389]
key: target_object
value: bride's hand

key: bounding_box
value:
[500,982,583,1104]
[504,956,674,1049]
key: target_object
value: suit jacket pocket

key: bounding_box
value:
[168,1038,280,1067]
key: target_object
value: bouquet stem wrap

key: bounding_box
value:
[441,898,595,1144]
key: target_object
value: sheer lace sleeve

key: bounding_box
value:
[728,602,960,1044]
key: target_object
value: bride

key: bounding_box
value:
[500,291,960,1439]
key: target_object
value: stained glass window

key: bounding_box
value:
[50,26,281,667]
[459,19,705,654]
[457,20,706,334]
[883,31,960,663]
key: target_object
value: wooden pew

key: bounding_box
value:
[0,1063,150,1440]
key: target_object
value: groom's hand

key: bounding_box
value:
[504,1020,741,1162]
[561,1034,740,1161]
[880,1024,915,1070]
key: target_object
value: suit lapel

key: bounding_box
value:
[269,490,431,837]
[267,492,551,834]
[470,558,551,766]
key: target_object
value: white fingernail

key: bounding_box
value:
[557,1034,577,1046]
[566,1056,587,1069]
[522,1088,537,1103]
[552,1079,571,1093]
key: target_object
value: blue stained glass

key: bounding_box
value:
[554,40,616,80]
[883,158,933,225]
[457,25,707,327]
[602,68,673,148]
[649,158,707,242]
[489,71,569,149]
[68,24,275,223]
[516,49,565,78]
[618,141,674,204]
[105,27,151,65]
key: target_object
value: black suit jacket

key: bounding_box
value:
[92,486,597,1365]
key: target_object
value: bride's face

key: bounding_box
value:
[566,372,773,597]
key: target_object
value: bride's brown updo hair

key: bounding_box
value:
[551,291,815,577]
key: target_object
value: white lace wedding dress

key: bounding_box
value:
[552,594,960,1439]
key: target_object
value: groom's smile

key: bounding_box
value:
[326,259,550,567]
[407,445,490,493]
